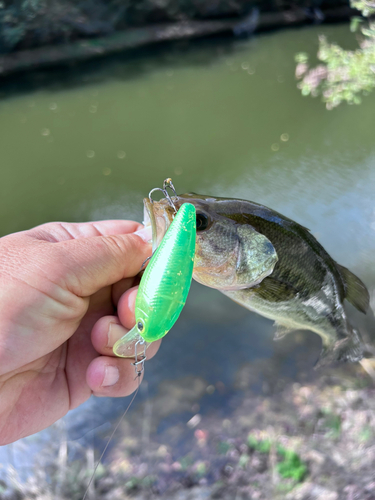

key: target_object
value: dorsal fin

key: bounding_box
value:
[336,264,369,314]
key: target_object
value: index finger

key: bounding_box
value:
[56,229,152,297]
[28,220,144,242]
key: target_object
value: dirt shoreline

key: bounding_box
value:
[102,365,375,500]
[2,362,374,500]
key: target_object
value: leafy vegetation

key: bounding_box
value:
[247,434,272,453]
[295,0,375,108]
[276,447,307,481]
[247,434,307,482]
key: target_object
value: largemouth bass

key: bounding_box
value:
[144,193,370,364]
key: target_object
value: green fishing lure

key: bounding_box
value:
[113,202,196,358]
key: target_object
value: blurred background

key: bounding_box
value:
[1,1,375,499]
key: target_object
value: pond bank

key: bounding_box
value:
[1,363,375,500]
[0,6,354,77]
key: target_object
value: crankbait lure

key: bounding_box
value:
[113,201,196,358]
[84,195,195,499]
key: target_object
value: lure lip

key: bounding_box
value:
[113,325,150,358]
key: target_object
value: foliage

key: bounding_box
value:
[295,0,375,108]
[247,434,307,483]
[351,0,375,16]
[0,2,36,51]
[0,1,131,53]
[247,434,272,453]
[276,447,307,481]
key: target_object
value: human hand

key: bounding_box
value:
[0,220,160,445]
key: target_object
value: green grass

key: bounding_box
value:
[247,434,307,483]
[247,435,271,453]
[276,446,307,481]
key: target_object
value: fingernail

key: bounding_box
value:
[102,365,119,387]
[108,322,128,347]
[134,226,152,243]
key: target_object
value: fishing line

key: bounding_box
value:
[82,373,142,500]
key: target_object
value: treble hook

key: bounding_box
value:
[163,178,178,197]
[148,178,179,213]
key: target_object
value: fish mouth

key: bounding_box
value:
[143,197,175,252]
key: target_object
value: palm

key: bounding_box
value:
[0,220,160,446]
[2,287,115,442]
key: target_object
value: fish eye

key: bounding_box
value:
[196,212,210,231]
[137,321,144,332]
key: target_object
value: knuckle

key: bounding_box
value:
[103,234,132,256]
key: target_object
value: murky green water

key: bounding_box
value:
[1,23,375,490]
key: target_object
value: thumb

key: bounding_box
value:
[56,226,152,297]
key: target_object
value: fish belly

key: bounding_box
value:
[221,282,350,348]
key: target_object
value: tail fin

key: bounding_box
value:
[315,328,364,368]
